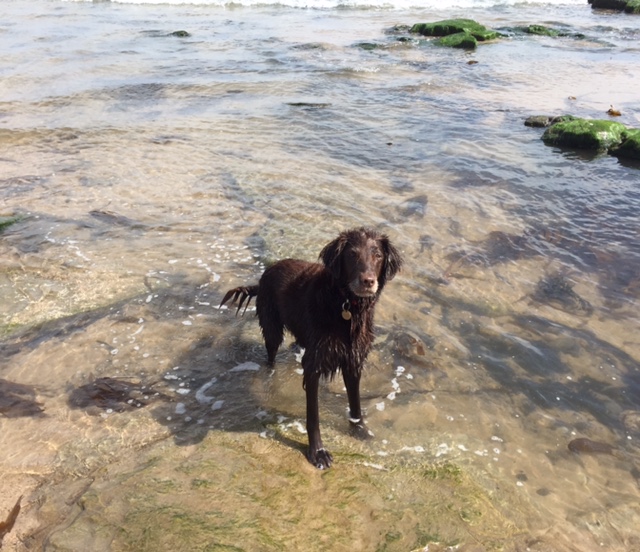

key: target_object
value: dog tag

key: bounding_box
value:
[342,309,352,321]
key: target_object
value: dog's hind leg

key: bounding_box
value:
[256,295,284,365]
[261,322,284,366]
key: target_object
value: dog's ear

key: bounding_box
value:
[380,236,403,283]
[320,233,347,281]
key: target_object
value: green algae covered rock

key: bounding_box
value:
[542,118,627,151]
[530,115,640,163]
[611,129,640,160]
[436,32,479,49]
[626,0,640,13]
[410,19,500,48]
[589,0,640,12]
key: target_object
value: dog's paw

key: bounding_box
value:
[349,420,374,441]
[308,448,333,469]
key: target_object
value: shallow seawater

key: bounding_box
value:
[1,1,640,550]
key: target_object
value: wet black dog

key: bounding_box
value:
[220,227,402,469]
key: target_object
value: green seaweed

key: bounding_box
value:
[0,215,21,234]
[423,461,463,483]
[40,428,521,551]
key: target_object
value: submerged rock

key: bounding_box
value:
[589,0,640,14]
[0,496,21,548]
[518,24,561,36]
[410,19,500,49]
[0,379,44,417]
[355,42,381,51]
[68,377,161,413]
[524,114,577,128]
[508,24,586,39]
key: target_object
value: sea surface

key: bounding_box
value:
[1,0,640,550]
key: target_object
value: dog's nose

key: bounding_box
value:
[362,276,376,288]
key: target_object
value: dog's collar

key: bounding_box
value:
[339,292,376,321]
[341,299,354,321]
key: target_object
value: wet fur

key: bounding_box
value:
[220,227,402,469]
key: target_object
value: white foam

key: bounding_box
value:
[435,443,450,457]
[362,462,387,471]
[229,361,261,372]
[64,0,586,7]
[195,378,217,404]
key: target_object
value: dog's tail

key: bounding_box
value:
[219,285,259,316]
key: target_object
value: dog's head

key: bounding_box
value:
[320,227,403,297]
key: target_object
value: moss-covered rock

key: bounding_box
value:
[436,32,478,49]
[611,129,640,160]
[589,0,640,12]
[626,0,640,13]
[532,116,640,163]
[542,118,627,151]
[410,19,500,47]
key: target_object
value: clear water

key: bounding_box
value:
[1,1,640,550]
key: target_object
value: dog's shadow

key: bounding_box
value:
[148,319,312,451]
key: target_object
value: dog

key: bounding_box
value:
[220,227,402,469]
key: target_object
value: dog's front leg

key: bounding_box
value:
[303,369,333,469]
[343,367,371,440]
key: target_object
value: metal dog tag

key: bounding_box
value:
[341,309,352,321]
